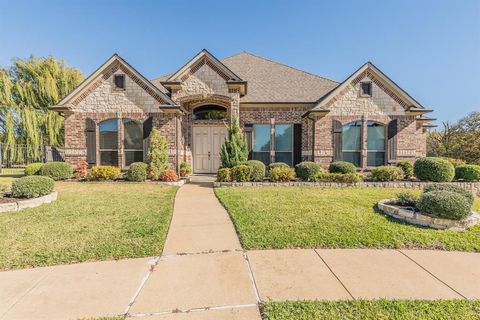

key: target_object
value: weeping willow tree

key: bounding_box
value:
[0,55,84,163]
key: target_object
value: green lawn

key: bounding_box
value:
[262,300,480,320]
[0,168,25,186]
[0,182,178,270]
[215,187,480,251]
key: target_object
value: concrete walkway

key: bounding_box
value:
[1,180,480,319]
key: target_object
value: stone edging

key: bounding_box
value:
[0,191,58,213]
[377,199,480,231]
[213,181,480,195]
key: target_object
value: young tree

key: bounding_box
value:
[220,116,248,168]
[147,128,170,180]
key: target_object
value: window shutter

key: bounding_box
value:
[332,120,343,161]
[85,118,96,166]
[387,119,398,163]
[293,123,302,165]
[244,124,253,160]
[143,116,153,161]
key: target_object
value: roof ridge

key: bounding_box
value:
[223,51,339,84]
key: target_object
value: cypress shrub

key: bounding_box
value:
[147,128,170,180]
[220,116,248,168]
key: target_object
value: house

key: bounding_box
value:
[50,49,434,173]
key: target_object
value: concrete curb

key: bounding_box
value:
[0,191,58,213]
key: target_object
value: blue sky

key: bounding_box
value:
[1,0,479,123]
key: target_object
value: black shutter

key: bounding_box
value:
[85,118,96,167]
[293,123,302,165]
[332,120,343,161]
[143,116,153,161]
[387,119,398,163]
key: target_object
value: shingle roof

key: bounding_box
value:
[151,52,339,103]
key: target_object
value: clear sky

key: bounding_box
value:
[1,0,479,124]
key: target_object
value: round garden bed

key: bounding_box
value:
[0,191,58,213]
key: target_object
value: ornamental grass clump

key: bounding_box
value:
[370,166,404,182]
[455,164,480,182]
[246,160,266,182]
[414,157,455,182]
[127,162,148,182]
[231,164,252,182]
[417,190,471,220]
[25,162,44,176]
[40,162,73,180]
[295,161,323,182]
[11,176,54,198]
[329,161,357,174]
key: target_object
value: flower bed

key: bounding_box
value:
[0,191,58,213]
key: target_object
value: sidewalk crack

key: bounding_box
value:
[314,249,355,300]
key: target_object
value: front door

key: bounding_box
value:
[193,126,227,173]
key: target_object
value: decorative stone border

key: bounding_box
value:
[213,181,480,195]
[377,199,480,231]
[0,192,58,213]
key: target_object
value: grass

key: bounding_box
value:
[0,182,178,270]
[262,300,480,320]
[0,168,25,186]
[215,187,480,251]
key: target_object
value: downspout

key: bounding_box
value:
[175,112,180,174]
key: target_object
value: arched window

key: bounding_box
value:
[123,119,143,166]
[99,119,118,166]
[192,105,227,120]
[367,121,385,166]
[342,121,362,167]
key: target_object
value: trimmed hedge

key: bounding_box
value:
[423,183,474,206]
[317,172,363,183]
[269,167,296,182]
[455,164,480,182]
[25,162,44,176]
[295,161,323,182]
[246,160,266,182]
[11,176,54,199]
[217,168,232,182]
[232,164,252,182]
[267,162,289,175]
[127,162,148,182]
[396,160,414,179]
[417,190,471,220]
[86,166,121,181]
[414,157,455,182]
[329,161,356,174]
[370,166,404,182]
[40,162,73,181]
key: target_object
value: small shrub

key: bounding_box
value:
[295,161,323,182]
[25,162,44,176]
[396,192,420,207]
[269,166,296,182]
[317,172,363,183]
[371,166,404,182]
[396,160,414,179]
[423,183,474,206]
[267,162,289,175]
[217,168,232,182]
[246,160,266,182]
[160,169,178,182]
[73,161,89,179]
[414,157,455,182]
[147,128,170,180]
[127,162,148,182]
[179,162,192,177]
[220,116,248,168]
[40,162,73,180]
[329,161,357,174]
[455,164,480,182]
[11,176,54,198]
[417,190,471,220]
[231,164,252,182]
[86,166,121,181]
[439,157,466,168]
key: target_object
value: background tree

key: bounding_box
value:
[147,128,170,180]
[220,116,248,168]
[0,55,84,162]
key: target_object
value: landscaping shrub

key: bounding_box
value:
[414,157,455,182]
[86,166,121,181]
[423,183,474,206]
[417,190,471,220]
[160,169,178,182]
[127,162,148,182]
[455,164,480,182]
[295,161,323,182]
[179,162,192,177]
[11,176,54,198]
[40,162,73,180]
[396,160,414,179]
[25,162,44,176]
[267,162,289,175]
[246,160,266,182]
[370,166,404,182]
[329,161,356,174]
[73,161,88,179]
[220,116,248,168]
[269,167,296,182]
[231,164,252,182]
[0,184,7,198]
[396,191,420,207]
[439,157,466,167]
[316,172,363,183]
[147,128,169,180]
[217,168,232,182]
